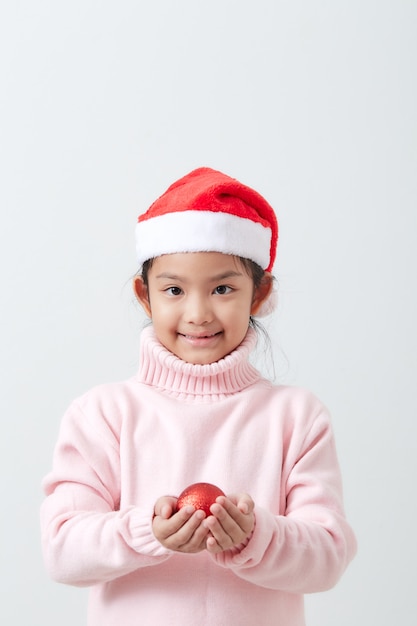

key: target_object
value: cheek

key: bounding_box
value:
[151,302,178,328]
[236,292,254,315]
[222,301,252,329]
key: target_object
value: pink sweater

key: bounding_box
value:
[41,327,356,625]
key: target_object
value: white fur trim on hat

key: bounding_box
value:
[136,210,272,269]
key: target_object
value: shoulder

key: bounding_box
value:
[60,377,140,437]
[249,379,332,431]
[276,384,329,412]
[74,377,138,408]
[252,378,328,411]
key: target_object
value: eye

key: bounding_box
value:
[165,286,183,296]
[214,285,232,295]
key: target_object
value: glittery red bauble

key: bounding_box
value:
[176,482,225,516]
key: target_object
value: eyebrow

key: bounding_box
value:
[155,271,244,282]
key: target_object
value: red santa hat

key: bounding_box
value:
[136,167,278,272]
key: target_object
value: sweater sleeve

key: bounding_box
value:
[211,406,357,593]
[40,399,172,587]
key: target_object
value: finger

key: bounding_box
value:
[213,497,254,534]
[174,510,206,548]
[177,513,211,552]
[155,508,208,552]
[160,503,174,519]
[204,509,250,552]
[223,494,254,516]
[153,496,178,518]
[153,505,195,540]
[206,534,223,553]
[236,494,255,515]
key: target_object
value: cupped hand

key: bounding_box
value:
[203,493,255,554]
[152,496,209,553]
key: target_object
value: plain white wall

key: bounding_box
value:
[1,1,416,624]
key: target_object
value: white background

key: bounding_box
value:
[1,1,416,624]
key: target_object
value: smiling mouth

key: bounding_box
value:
[179,331,222,340]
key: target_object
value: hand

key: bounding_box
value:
[152,496,209,553]
[204,494,255,554]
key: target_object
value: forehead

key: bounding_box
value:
[149,252,249,280]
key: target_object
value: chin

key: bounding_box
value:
[180,349,230,365]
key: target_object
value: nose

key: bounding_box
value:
[184,293,213,325]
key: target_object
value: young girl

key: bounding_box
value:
[41,167,356,625]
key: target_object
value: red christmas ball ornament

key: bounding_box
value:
[176,482,225,516]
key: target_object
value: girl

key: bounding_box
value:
[41,167,356,625]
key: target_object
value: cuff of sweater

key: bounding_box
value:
[119,506,173,558]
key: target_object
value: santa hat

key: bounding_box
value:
[136,167,278,272]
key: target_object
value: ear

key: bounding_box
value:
[133,276,152,318]
[250,273,273,316]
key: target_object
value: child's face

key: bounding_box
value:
[134,252,271,365]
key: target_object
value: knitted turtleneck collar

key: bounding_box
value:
[137,325,261,400]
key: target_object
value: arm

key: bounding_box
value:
[210,409,357,593]
[40,400,172,587]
